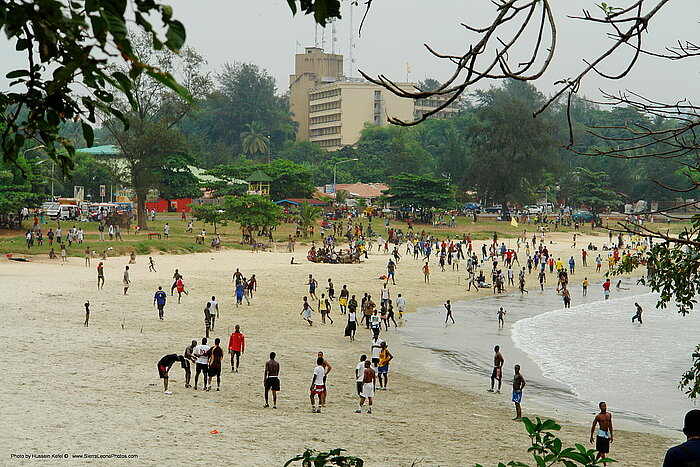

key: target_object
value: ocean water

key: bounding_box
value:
[399,284,700,430]
[512,292,700,429]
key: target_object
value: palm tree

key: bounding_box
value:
[334,189,349,207]
[240,122,270,162]
[295,200,322,237]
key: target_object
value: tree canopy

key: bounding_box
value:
[384,173,455,213]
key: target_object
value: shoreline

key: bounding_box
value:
[394,284,683,440]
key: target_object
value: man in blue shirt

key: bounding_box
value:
[153,286,167,320]
[664,409,700,466]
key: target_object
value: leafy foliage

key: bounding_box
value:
[385,172,455,212]
[0,155,45,215]
[224,195,282,231]
[476,417,614,467]
[284,448,363,467]
[295,200,322,236]
[1,0,189,173]
[190,204,227,235]
[211,159,315,200]
[567,168,624,213]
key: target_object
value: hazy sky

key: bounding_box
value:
[1,0,698,106]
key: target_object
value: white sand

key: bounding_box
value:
[0,232,677,465]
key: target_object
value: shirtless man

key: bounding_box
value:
[590,401,613,465]
[497,307,506,328]
[264,352,280,408]
[512,364,526,421]
[444,300,455,324]
[355,360,376,414]
[488,345,504,393]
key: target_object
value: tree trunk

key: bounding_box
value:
[136,190,148,230]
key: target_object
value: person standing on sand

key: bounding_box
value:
[582,277,589,296]
[318,293,333,324]
[153,286,167,320]
[663,409,700,466]
[157,354,185,394]
[590,401,613,466]
[377,341,393,390]
[538,269,546,291]
[444,300,455,324]
[512,364,526,421]
[423,262,430,283]
[228,325,245,372]
[497,307,507,328]
[193,338,211,390]
[307,274,318,300]
[355,355,368,396]
[97,262,104,289]
[339,285,349,314]
[632,302,643,324]
[60,243,67,261]
[84,300,90,327]
[301,296,314,326]
[264,352,280,408]
[206,338,224,391]
[310,356,326,413]
[488,346,504,393]
[183,340,196,388]
[355,360,376,414]
[317,350,332,408]
[203,304,211,339]
[326,278,335,300]
[122,265,130,295]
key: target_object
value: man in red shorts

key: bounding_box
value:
[310,357,326,413]
[157,354,185,395]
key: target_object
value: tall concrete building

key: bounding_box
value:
[289,47,460,151]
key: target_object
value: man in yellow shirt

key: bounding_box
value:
[377,342,394,390]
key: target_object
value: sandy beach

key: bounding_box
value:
[0,231,680,465]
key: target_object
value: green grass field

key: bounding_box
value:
[0,213,688,259]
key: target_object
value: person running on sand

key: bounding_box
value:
[632,302,643,324]
[228,325,245,372]
[148,256,156,272]
[310,356,326,413]
[488,345,504,393]
[396,294,406,318]
[176,276,188,303]
[497,307,506,328]
[355,360,376,414]
[157,354,185,394]
[205,338,224,391]
[562,286,572,309]
[171,269,181,295]
[264,352,280,408]
[83,300,90,327]
[97,262,104,289]
[208,297,219,330]
[300,296,314,326]
[386,300,398,328]
[444,300,455,324]
[122,265,130,295]
[153,286,167,320]
[326,278,335,300]
[590,401,613,466]
[512,364,526,421]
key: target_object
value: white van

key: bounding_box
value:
[50,204,79,220]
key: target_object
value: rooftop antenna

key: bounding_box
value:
[348,0,355,77]
[314,23,319,48]
[331,18,337,54]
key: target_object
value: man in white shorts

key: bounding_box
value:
[208,296,219,331]
[396,294,406,318]
[355,360,376,414]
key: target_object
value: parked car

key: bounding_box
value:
[484,205,503,214]
[572,210,595,222]
[523,205,543,214]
